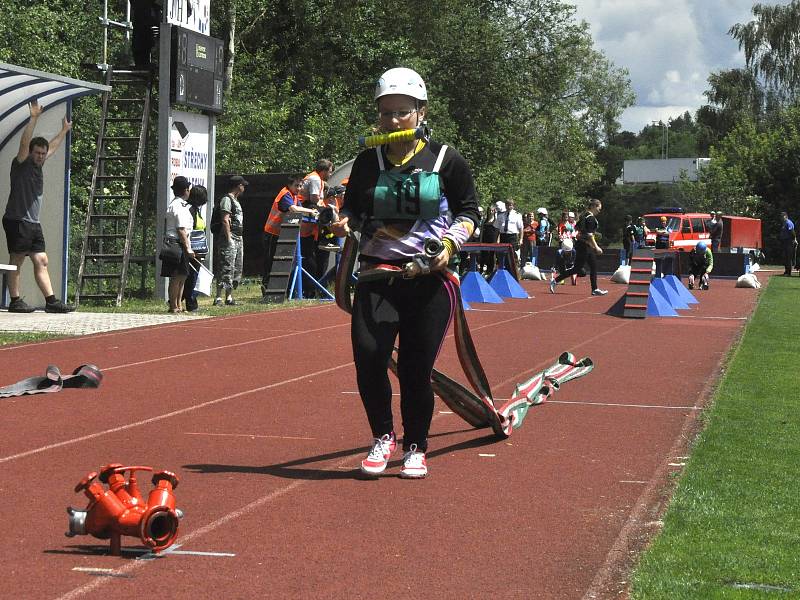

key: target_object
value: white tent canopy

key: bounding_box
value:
[0,63,109,152]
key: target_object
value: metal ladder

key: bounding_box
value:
[261,214,303,303]
[75,67,152,306]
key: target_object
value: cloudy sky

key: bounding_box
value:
[570,0,791,133]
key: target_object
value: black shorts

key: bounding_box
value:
[3,217,46,254]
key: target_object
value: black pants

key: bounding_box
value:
[351,274,453,452]
[261,233,279,289]
[480,225,498,272]
[299,236,319,297]
[555,240,597,290]
[781,239,796,274]
[183,264,198,310]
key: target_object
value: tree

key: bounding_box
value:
[729,0,800,101]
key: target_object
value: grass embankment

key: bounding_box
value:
[631,275,800,598]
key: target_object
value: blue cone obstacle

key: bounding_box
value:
[462,296,472,311]
[646,282,679,317]
[489,269,529,299]
[665,274,698,305]
[651,277,688,310]
[461,271,504,304]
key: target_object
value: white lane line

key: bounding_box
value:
[102,322,348,372]
[72,568,117,573]
[0,362,351,465]
[184,432,315,441]
[548,400,702,410]
[478,453,495,457]
[343,394,699,411]
[168,550,236,557]
[132,545,236,559]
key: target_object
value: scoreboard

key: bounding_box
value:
[170,25,224,114]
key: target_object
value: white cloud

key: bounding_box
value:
[569,0,791,132]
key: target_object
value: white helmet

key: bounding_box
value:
[561,238,574,252]
[537,207,548,215]
[375,67,427,101]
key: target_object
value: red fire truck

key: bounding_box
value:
[643,208,762,252]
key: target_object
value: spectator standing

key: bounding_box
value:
[2,100,74,313]
[211,175,247,306]
[779,211,797,276]
[707,211,723,252]
[161,176,194,313]
[521,212,537,265]
[558,211,577,242]
[182,185,208,312]
[655,216,671,249]
[633,216,648,251]
[479,201,500,274]
[549,198,607,296]
[298,159,334,296]
[687,241,714,290]
[535,207,551,247]
[498,199,523,266]
[330,67,480,478]
[622,214,635,264]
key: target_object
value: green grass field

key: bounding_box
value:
[631,275,800,598]
[77,280,318,315]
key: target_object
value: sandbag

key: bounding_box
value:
[736,273,761,288]
[610,264,631,284]
[521,262,545,281]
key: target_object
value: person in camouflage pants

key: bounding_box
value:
[212,175,247,305]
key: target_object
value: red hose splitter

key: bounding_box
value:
[66,463,183,555]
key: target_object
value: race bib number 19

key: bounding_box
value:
[373,172,441,220]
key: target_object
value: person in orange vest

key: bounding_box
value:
[298,159,334,297]
[260,174,319,300]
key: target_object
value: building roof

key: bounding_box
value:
[0,62,110,152]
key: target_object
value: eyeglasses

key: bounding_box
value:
[378,108,417,120]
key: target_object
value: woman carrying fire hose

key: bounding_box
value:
[330,67,480,479]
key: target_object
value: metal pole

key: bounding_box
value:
[156,21,172,300]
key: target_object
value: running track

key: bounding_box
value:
[0,278,760,599]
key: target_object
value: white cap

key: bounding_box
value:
[494,201,506,212]
[568,211,575,218]
[561,238,574,251]
[375,68,427,101]
[537,207,548,215]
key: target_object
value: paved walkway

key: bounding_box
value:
[0,310,207,335]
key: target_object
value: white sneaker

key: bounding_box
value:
[549,279,557,294]
[399,444,428,479]
[591,289,608,296]
[360,433,397,476]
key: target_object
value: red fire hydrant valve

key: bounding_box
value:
[66,464,184,556]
